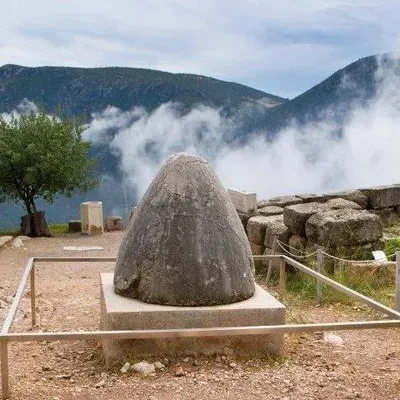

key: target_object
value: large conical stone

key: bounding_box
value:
[114,153,255,306]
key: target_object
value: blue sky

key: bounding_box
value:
[1,0,399,98]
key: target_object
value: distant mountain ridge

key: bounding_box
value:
[0,64,286,117]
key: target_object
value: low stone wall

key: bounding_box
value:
[238,185,400,265]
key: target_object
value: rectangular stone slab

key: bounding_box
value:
[100,273,286,366]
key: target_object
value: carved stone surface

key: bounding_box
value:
[114,154,255,306]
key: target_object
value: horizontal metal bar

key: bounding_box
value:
[283,256,400,319]
[33,257,116,262]
[1,258,34,335]
[3,320,400,342]
[253,255,282,260]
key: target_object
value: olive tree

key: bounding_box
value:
[0,107,98,236]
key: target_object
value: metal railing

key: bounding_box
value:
[2,254,400,399]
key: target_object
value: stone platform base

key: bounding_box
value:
[100,273,286,366]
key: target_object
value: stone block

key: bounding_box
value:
[323,190,369,209]
[360,185,400,209]
[68,220,82,233]
[80,201,104,235]
[305,209,383,247]
[296,193,327,203]
[105,216,124,232]
[326,198,361,210]
[247,215,271,245]
[283,202,331,236]
[263,215,291,248]
[257,206,284,217]
[250,242,265,255]
[228,189,257,214]
[100,273,286,366]
[266,196,303,208]
[371,207,400,227]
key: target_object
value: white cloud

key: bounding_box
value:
[1,1,400,96]
[84,54,400,203]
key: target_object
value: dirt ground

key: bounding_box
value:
[1,231,400,400]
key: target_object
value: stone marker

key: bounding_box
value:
[227,189,257,214]
[114,153,255,306]
[80,201,104,235]
[372,250,387,263]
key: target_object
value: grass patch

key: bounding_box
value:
[384,237,400,257]
[49,223,69,234]
[0,228,19,236]
[285,265,395,308]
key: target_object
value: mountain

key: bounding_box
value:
[0,64,286,117]
[258,54,400,134]
[0,64,287,227]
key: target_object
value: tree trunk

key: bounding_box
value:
[21,211,52,237]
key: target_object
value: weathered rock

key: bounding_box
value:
[120,362,130,374]
[257,206,284,217]
[131,361,155,375]
[266,195,303,208]
[360,185,400,209]
[284,202,331,236]
[323,333,344,347]
[237,211,256,233]
[247,215,271,245]
[105,216,124,232]
[154,361,165,370]
[263,215,291,248]
[371,207,400,227]
[296,193,327,203]
[0,236,13,248]
[324,189,369,209]
[305,209,383,247]
[326,198,361,210]
[114,154,255,306]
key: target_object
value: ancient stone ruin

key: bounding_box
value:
[239,185,400,265]
[101,153,285,364]
[114,153,255,306]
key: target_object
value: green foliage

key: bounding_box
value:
[0,107,98,215]
[285,266,395,308]
[384,237,400,257]
[49,223,69,234]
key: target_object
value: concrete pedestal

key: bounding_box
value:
[100,273,286,366]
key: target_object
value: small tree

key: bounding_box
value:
[0,107,98,236]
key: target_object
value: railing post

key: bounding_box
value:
[30,263,36,327]
[395,251,400,311]
[266,237,278,283]
[1,338,9,399]
[279,256,286,293]
[316,248,324,304]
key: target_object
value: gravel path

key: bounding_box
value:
[0,232,400,399]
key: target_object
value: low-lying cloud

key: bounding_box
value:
[84,54,400,204]
[4,54,400,212]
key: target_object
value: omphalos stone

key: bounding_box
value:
[114,153,255,306]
